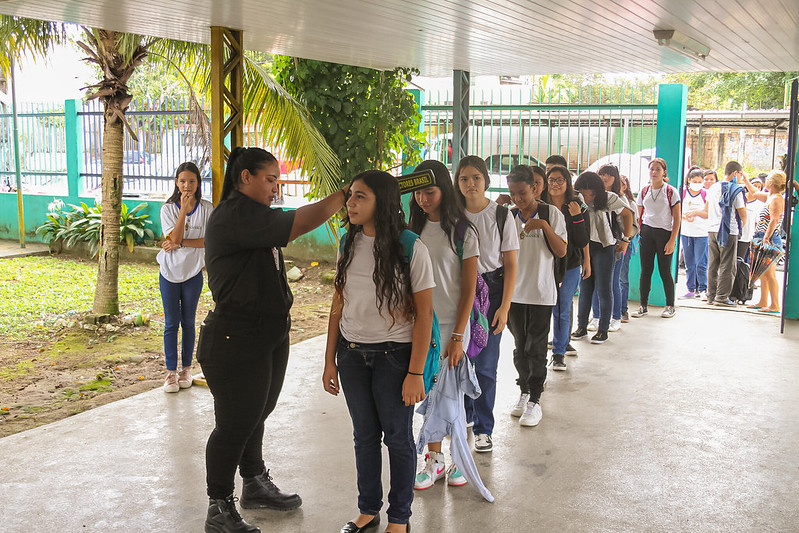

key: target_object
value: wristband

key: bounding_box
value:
[407,371,424,376]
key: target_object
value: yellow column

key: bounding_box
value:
[210,27,244,205]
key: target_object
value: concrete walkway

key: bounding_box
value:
[1,307,798,532]
[0,239,49,259]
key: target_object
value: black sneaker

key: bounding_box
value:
[564,343,578,356]
[590,331,609,344]
[552,354,567,371]
[571,327,588,339]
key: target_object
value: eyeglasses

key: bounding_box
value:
[548,177,566,184]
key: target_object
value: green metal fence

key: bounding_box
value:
[419,84,658,195]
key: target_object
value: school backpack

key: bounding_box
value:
[339,230,441,393]
[730,256,753,304]
[639,184,676,226]
[454,221,490,359]
[510,203,566,285]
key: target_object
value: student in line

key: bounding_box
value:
[157,162,213,393]
[323,170,435,533]
[618,175,640,321]
[541,164,589,368]
[409,160,478,490]
[505,165,567,426]
[680,168,709,300]
[632,158,681,318]
[455,155,518,454]
[571,172,634,344]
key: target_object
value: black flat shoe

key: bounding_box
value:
[340,515,379,533]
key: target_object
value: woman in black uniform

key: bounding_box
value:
[199,147,348,533]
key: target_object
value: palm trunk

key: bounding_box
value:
[92,113,124,315]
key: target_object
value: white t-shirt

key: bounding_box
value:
[681,190,709,237]
[419,221,479,326]
[740,198,764,242]
[587,192,630,247]
[339,232,436,343]
[706,181,745,236]
[156,199,214,283]
[511,205,568,306]
[464,200,520,274]
[637,183,680,231]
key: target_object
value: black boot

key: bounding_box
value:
[240,468,302,511]
[205,495,260,533]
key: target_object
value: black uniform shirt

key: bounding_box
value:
[205,190,296,317]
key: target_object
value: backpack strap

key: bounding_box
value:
[399,229,418,263]
[454,220,467,262]
[496,204,508,244]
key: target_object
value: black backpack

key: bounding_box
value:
[729,257,753,304]
[511,203,566,286]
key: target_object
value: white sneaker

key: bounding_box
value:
[510,393,530,417]
[414,452,446,489]
[163,372,179,393]
[699,291,708,301]
[661,306,676,318]
[178,367,193,389]
[608,319,621,332]
[519,402,543,427]
[474,433,493,453]
[587,318,599,331]
[446,463,467,486]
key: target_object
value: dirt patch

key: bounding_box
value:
[0,259,335,438]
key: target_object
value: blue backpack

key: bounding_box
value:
[339,230,441,393]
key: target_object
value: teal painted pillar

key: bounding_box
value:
[629,84,687,307]
[64,99,82,200]
[784,82,799,320]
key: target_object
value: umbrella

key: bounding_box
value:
[748,238,784,290]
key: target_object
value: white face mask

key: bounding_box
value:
[689,183,703,192]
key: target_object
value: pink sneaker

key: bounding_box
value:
[163,372,179,393]
[178,367,193,389]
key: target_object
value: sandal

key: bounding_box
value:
[759,309,780,314]
[746,305,762,309]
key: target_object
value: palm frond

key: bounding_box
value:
[0,15,68,78]
[243,57,341,198]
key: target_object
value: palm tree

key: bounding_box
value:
[1,15,340,316]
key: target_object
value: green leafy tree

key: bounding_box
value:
[1,14,339,315]
[272,58,426,185]
[665,72,799,110]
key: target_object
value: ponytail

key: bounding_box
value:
[220,147,278,201]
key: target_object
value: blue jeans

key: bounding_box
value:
[619,244,634,315]
[592,252,623,320]
[464,268,504,436]
[337,338,415,525]
[578,242,615,332]
[159,271,203,371]
[552,266,582,355]
[682,235,708,293]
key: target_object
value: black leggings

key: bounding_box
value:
[197,310,291,499]
[639,224,675,307]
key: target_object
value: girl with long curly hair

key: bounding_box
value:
[323,170,435,533]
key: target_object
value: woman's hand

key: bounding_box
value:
[161,239,180,252]
[524,218,547,233]
[495,194,512,207]
[444,339,464,369]
[492,305,509,334]
[615,241,629,254]
[582,260,591,279]
[567,200,582,216]
[402,374,426,406]
[179,191,195,212]
[664,239,676,255]
[322,362,340,396]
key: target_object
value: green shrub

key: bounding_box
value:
[36,199,155,257]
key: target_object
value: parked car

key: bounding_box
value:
[483,154,545,191]
[586,153,652,194]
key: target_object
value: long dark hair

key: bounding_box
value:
[220,147,278,201]
[408,160,474,255]
[542,165,578,204]
[574,171,609,210]
[619,175,635,204]
[453,155,490,204]
[598,163,621,194]
[166,162,203,204]
[335,170,413,325]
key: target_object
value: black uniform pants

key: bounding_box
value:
[507,303,552,403]
[197,310,291,499]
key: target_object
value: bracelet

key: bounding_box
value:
[407,371,424,376]
[450,334,464,342]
